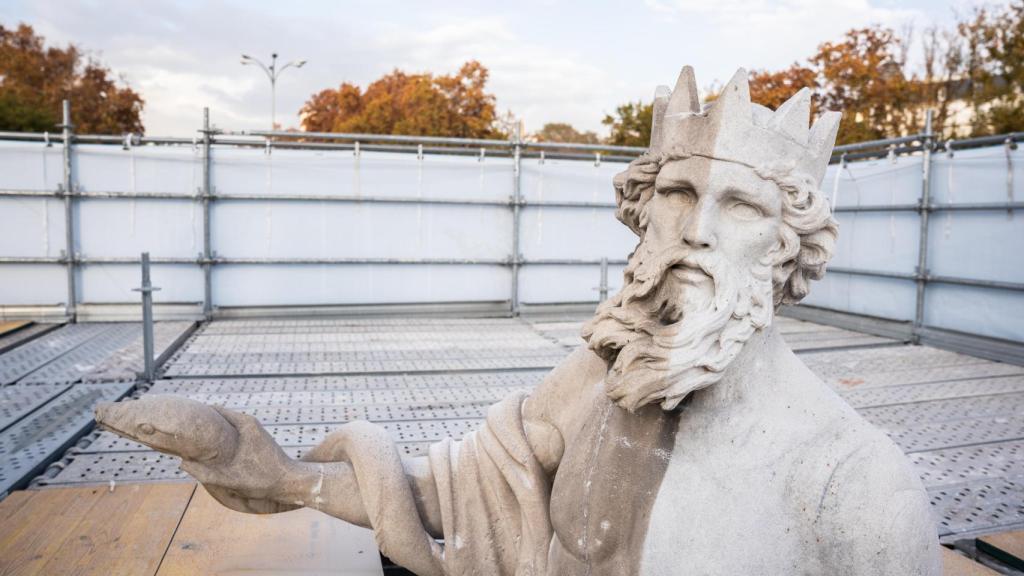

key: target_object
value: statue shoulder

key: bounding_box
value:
[814,429,941,575]
[521,346,608,473]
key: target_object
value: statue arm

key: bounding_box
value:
[268,347,607,532]
[270,454,444,536]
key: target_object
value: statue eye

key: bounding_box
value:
[662,187,697,204]
[138,423,156,435]
[729,201,763,220]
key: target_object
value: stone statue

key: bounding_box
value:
[95,67,941,575]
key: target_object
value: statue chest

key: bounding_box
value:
[548,396,680,574]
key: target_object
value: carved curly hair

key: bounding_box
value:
[611,153,838,307]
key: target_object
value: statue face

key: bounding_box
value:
[646,157,784,295]
[582,156,781,411]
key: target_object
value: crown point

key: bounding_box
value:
[650,85,672,152]
[808,110,842,182]
[770,87,812,145]
[666,66,700,116]
[707,68,751,123]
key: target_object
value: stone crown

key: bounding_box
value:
[649,67,841,185]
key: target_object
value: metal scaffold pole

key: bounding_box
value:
[201,107,214,319]
[510,123,523,316]
[60,100,77,321]
[913,110,935,342]
[133,252,161,383]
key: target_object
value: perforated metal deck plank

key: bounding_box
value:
[150,371,545,394]
[0,323,59,355]
[17,324,142,385]
[81,321,195,383]
[0,323,116,385]
[890,416,1024,454]
[164,355,565,377]
[0,384,70,432]
[0,382,133,495]
[929,478,1024,537]
[859,391,1024,429]
[840,375,1024,409]
[911,440,1024,489]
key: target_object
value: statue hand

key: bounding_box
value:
[178,406,294,502]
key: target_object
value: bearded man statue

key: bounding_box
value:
[96,67,942,576]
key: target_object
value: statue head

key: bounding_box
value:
[582,66,840,412]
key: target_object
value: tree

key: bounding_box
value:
[810,26,922,144]
[748,65,819,112]
[602,101,653,147]
[532,122,599,144]
[955,2,1024,135]
[300,61,507,139]
[0,23,144,134]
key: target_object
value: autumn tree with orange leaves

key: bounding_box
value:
[300,61,506,139]
[0,23,144,133]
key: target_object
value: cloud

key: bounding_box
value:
[372,17,615,135]
[2,0,966,138]
[644,0,922,73]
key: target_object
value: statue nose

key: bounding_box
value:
[681,203,717,250]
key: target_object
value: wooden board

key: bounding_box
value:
[941,547,1000,575]
[0,484,195,576]
[157,486,383,576]
[977,530,1024,571]
[0,322,29,337]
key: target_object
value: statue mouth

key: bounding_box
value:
[668,263,710,285]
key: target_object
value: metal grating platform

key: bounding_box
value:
[0,323,113,385]
[17,324,143,385]
[840,375,1024,408]
[81,321,195,383]
[911,440,1024,489]
[0,321,195,386]
[0,382,133,495]
[0,384,70,432]
[25,315,1024,542]
[929,478,1024,537]
[163,318,565,377]
[0,323,59,355]
[150,371,545,393]
[858,390,1024,429]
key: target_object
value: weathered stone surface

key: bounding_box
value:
[96,66,941,575]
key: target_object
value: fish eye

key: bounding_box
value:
[138,423,155,435]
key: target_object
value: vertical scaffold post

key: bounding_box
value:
[511,124,523,316]
[201,108,213,319]
[599,257,609,302]
[60,100,77,321]
[913,110,935,342]
[133,253,161,383]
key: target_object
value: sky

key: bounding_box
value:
[0,0,994,137]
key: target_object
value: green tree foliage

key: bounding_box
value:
[601,101,653,147]
[532,122,599,144]
[0,23,144,134]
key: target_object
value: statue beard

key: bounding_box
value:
[581,239,775,412]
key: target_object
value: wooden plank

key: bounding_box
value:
[942,547,1000,575]
[0,486,106,575]
[158,486,383,576]
[977,530,1024,571]
[0,491,37,523]
[0,322,29,337]
[38,483,195,576]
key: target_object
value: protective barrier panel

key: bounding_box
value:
[0,137,1020,342]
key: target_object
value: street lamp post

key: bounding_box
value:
[241,53,307,130]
